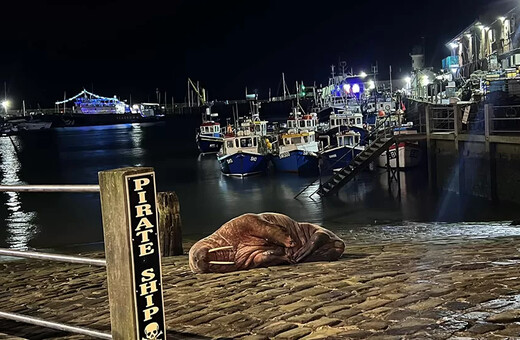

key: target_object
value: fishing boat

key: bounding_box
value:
[377,115,422,169]
[217,104,271,177]
[271,108,320,175]
[196,107,224,154]
[319,126,367,172]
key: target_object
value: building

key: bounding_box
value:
[445,6,520,79]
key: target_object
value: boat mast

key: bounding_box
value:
[282,73,287,100]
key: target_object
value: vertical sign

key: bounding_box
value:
[462,106,471,125]
[125,172,166,340]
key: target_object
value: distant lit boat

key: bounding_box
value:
[69,90,130,115]
[217,104,270,177]
[54,89,161,127]
[272,108,320,175]
[196,107,224,154]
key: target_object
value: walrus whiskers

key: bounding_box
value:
[209,261,235,265]
[208,246,234,253]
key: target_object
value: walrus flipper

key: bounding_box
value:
[293,231,330,263]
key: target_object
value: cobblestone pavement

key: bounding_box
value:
[2,233,520,339]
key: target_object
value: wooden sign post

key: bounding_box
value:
[99,167,166,340]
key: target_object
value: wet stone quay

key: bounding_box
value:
[2,223,520,339]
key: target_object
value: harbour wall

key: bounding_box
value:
[409,99,520,205]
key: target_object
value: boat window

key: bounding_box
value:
[291,137,300,144]
[355,136,360,144]
[241,137,252,148]
[227,140,234,148]
[303,136,309,143]
[235,139,239,148]
[349,118,355,125]
[357,118,361,125]
[299,121,305,128]
[253,137,257,147]
[338,136,344,146]
[255,125,261,133]
[284,138,291,145]
[215,126,220,133]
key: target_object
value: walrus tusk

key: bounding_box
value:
[208,246,234,253]
[209,261,235,265]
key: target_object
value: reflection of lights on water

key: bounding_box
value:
[0,137,37,250]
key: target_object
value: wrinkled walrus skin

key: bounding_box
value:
[189,213,345,273]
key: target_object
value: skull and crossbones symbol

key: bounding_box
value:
[142,322,163,340]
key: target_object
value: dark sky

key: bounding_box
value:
[0,0,511,107]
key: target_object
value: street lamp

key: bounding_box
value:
[2,100,9,113]
[359,71,367,78]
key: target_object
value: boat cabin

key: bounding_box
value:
[222,135,261,154]
[320,130,361,149]
[281,131,316,146]
[336,132,360,147]
[287,113,318,131]
[200,122,221,135]
[329,112,363,129]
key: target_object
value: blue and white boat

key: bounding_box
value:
[318,110,367,173]
[217,111,270,177]
[196,107,224,154]
[272,108,320,175]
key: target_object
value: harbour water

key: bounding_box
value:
[0,117,519,252]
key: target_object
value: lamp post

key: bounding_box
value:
[2,100,9,116]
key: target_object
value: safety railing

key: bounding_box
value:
[0,167,168,340]
[427,105,457,133]
[0,184,111,339]
[488,104,520,134]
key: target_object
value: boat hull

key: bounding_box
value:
[272,150,319,176]
[320,146,363,173]
[197,134,224,154]
[378,142,422,169]
[218,152,269,177]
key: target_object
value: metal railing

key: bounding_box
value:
[0,184,111,339]
[489,105,520,134]
[429,106,456,133]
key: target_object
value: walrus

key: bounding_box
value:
[189,213,345,273]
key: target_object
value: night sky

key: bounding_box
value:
[0,0,510,108]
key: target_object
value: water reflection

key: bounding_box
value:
[0,120,518,251]
[0,137,37,250]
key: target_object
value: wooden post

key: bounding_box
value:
[395,140,401,198]
[484,104,493,138]
[98,167,166,340]
[454,104,461,138]
[157,192,183,256]
[425,105,431,136]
